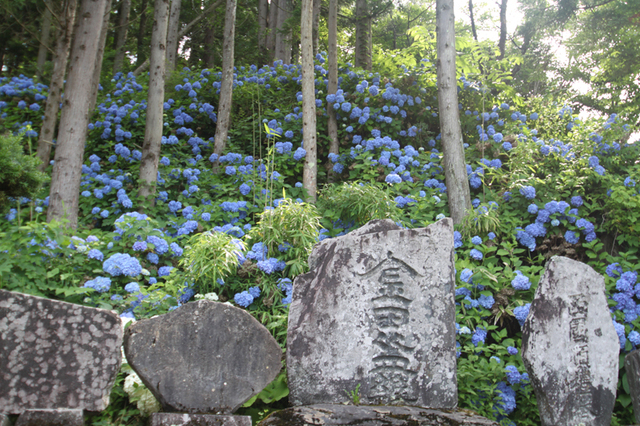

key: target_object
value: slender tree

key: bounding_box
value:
[266,0,278,60]
[36,0,53,80]
[47,0,110,227]
[436,0,471,224]
[88,0,113,113]
[138,0,170,201]
[136,0,150,66]
[275,0,292,63]
[498,0,508,59]
[112,0,132,74]
[301,0,317,202]
[165,0,182,73]
[326,0,338,182]
[36,0,77,171]
[258,0,268,53]
[355,0,372,70]
[212,0,237,159]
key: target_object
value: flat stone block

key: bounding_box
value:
[150,413,252,426]
[15,409,83,426]
[287,219,457,408]
[257,404,499,425]
[0,290,123,413]
[124,300,282,414]
[522,256,618,426]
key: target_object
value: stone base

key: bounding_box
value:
[15,409,83,426]
[150,413,252,426]
[257,404,499,425]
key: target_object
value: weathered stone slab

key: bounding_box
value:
[257,404,498,425]
[625,350,640,424]
[521,256,618,426]
[0,413,10,426]
[150,413,252,426]
[124,300,282,414]
[287,219,457,408]
[15,409,84,426]
[0,290,123,414]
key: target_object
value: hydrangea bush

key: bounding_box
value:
[1,55,639,425]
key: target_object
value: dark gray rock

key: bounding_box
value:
[625,350,640,423]
[521,256,618,426]
[15,409,84,426]
[149,413,252,426]
[287,219,457,408]
[0,290,123,414]
[257,404,498,425]
[124,300,282,414]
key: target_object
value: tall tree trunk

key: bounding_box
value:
[212,0,237,159]
[312,0,321,54]
[88,0,112,113]
[136,0,150,66]
[275,0,291,63]
[47,0,109,228]
[436,0,471,225]
[37,0,53,80]
[203,17,216,68]
[326,0,338,183]
[113,0,132,74]
[468,0,478,41]
[498,0,507,59]
[138,0,170,201]
[36,0,77,171]
[301,0,316,202]
[266,0,278,61]
[355,0,371,70]
[258,0,268,54]
[165,0,181,73]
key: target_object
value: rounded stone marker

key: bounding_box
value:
[521,256,618,426]
[123,300,282,414]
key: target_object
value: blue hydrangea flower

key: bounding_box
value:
[125,282,140,293]
[478,294,495,309]
[488,232,496,240]
[103,253,142,277]
[472,327,487,346]
[471,236,482,245]
[629,330,640,346]
[519,186,536,200]
[248,286,261,299]
[470,248,483,260]
[158,266,174,277]
[87,249,104,261]
[460,268,473,283]
[511,271,531,291]
[170,242,183,256]
[147,236,169,254]
[564,230,580,245]
[606,263,623,278]
[132,241,147,251]
[83,276,111,293]
[514,304,531,327]
[570,196,583,207]
[505,365,522,385]
[494,381,517,416]
[507,346,518,355]
[234,291,254,307]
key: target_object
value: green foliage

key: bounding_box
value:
[345,383,361,405]
[0,132,47,209]
[180,231,245,294]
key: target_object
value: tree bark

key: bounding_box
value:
[468,0,478,41]
[275,0,291,63]
[113,0,132,74]
[212,0,237,159]
[47,0,109,228]
[436,0,471,225]
[88,0,113,113]
[136,0,150,66]
[203,17,216,68]
[36,0,77,172]
[498,0,507,59]
[266,0,278,61]
[312,0,321,54]
[326,0,338,183]
[138,0,170,201]
[258,0,268,53]
[301,0,317,202]
[165,0,181,73]
[355,0,371,70]
[37,0,53,80]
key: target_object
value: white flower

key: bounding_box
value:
[124,372,161,416]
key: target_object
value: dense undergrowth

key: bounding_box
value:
[1,54,639,425]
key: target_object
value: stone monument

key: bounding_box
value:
[287,219,457,408]
[521,256,618,426]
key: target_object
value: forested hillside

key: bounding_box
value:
[1,0,639,424]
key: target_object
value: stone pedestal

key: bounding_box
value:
[257,404,498,425]
[625,350,640,424]
[15,409,84,426]
[150,413,252,426]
